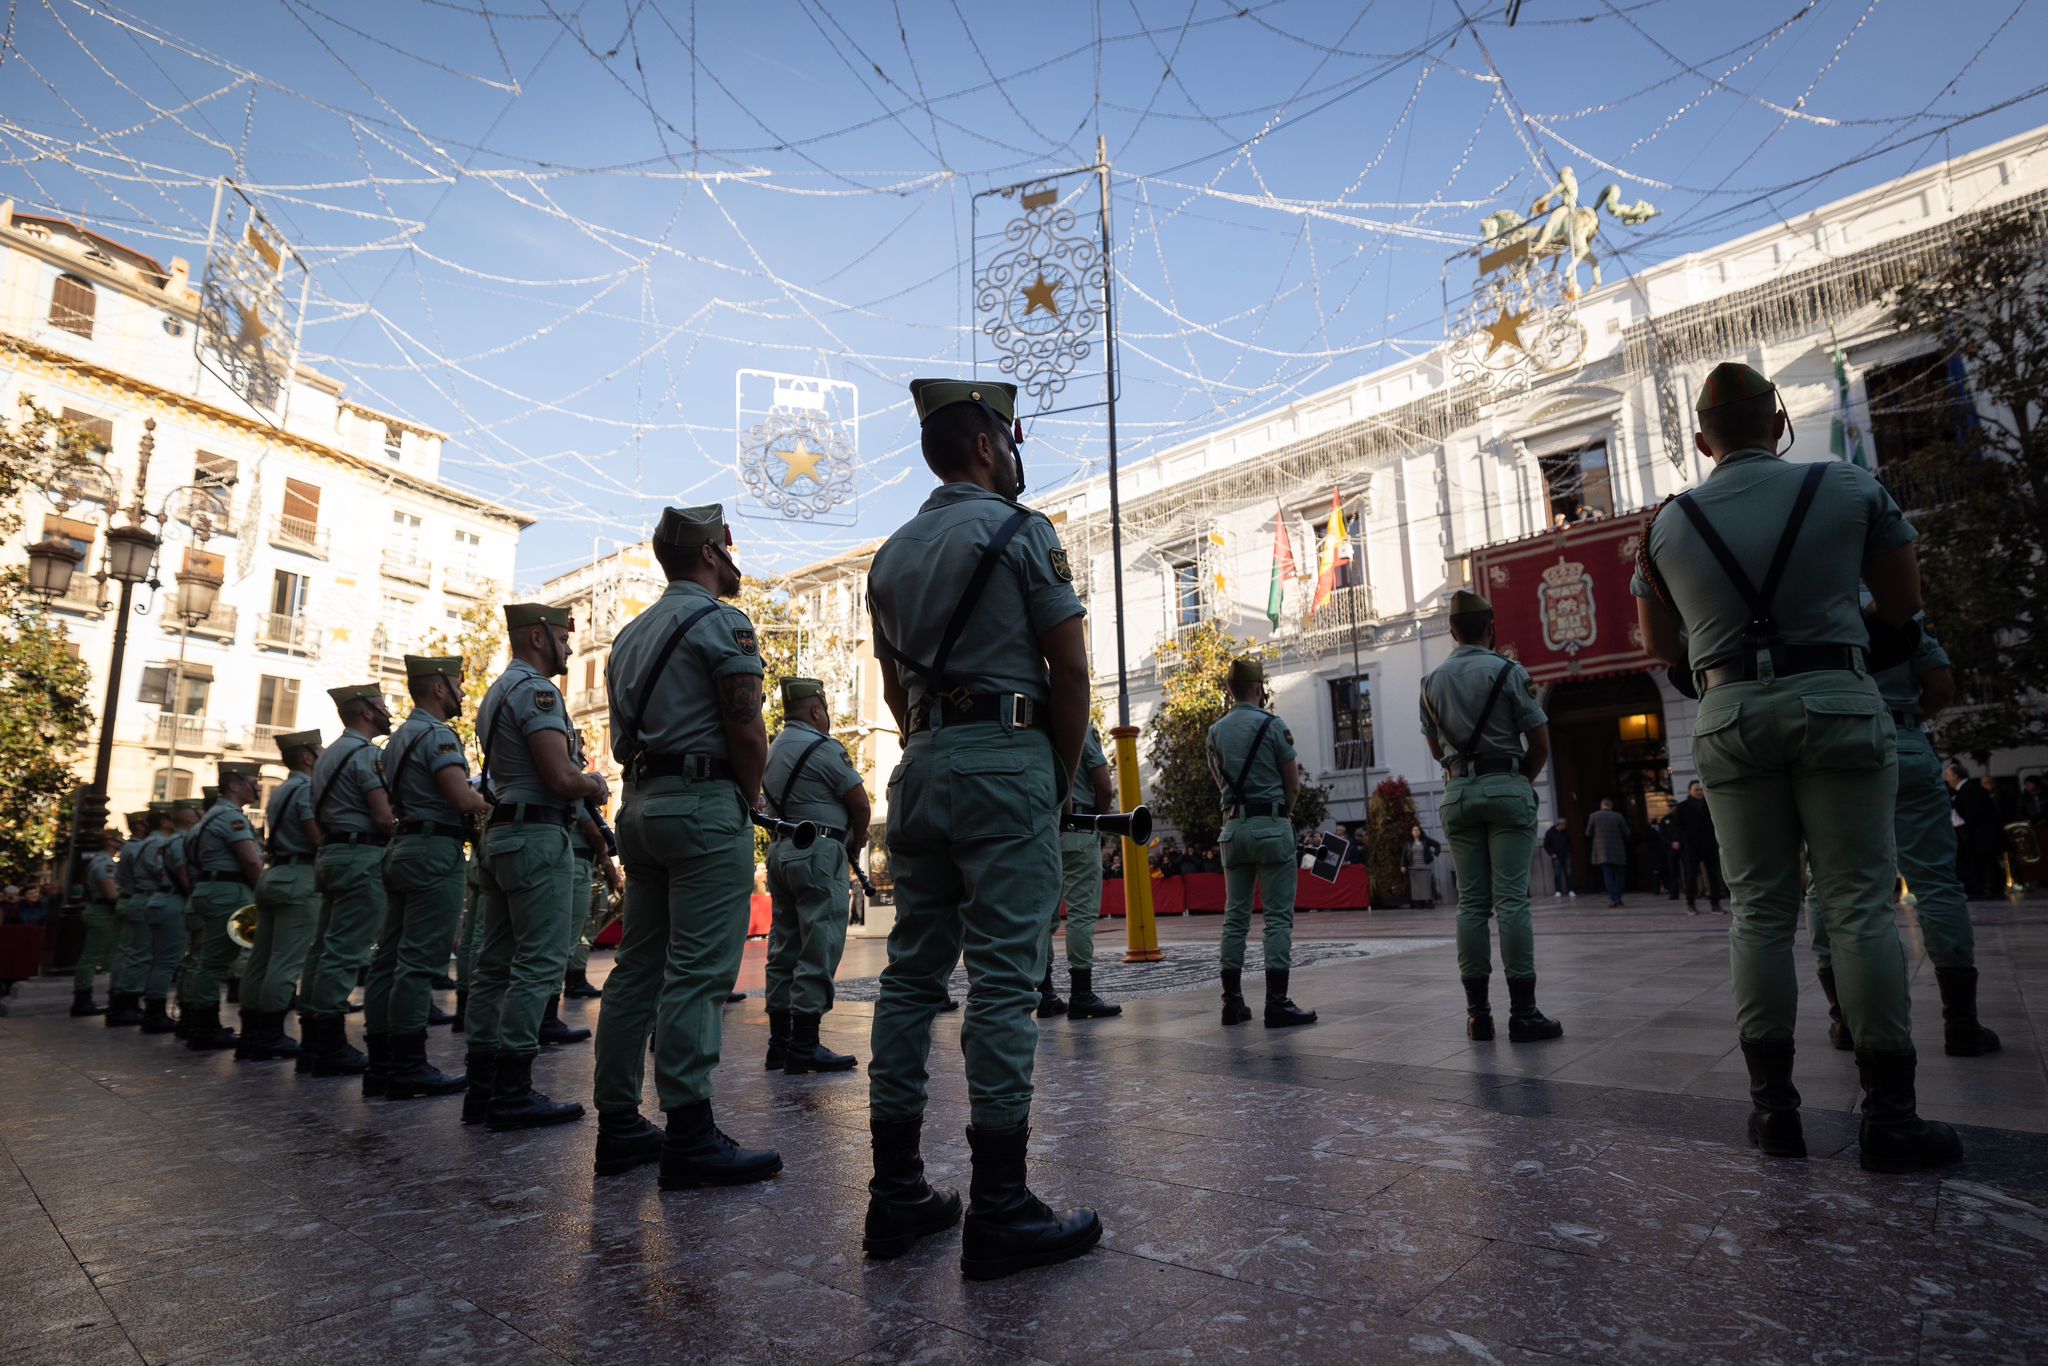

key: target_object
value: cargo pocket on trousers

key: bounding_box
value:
[1802,693,1889,772]
[1692,702,1746,789]
[952,752,1034,841]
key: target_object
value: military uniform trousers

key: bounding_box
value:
[469,822,576,1056]
[179,881,251,1008]
[592,775,753,1113]
[764,836,851,1017]
[1694,669,1912,1051]
[302,844,391,1017]
[365,833,469,1035]
[141,893,189,998]
[243,864,320,1013]
[455,853,483,985]
[73,898,117,992]
[567,854,597,974]
[1809,722,1975,973]
[111,897,151,995]
[871,723,1060,1131]
[1219,814,1300,974]
[1044,831,1104,974]
[1441,773,1540,980]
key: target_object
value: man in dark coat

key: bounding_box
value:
[1672,780,1725,915]
[1947,762,2006,900]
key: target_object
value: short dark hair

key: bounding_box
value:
[408,674,449,706]
[920,401,1003,478]
[1448,610,1493,644]
[1697,390,1778,450]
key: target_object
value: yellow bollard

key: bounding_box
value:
[1111,724,1162,962]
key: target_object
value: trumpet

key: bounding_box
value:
[752,812,817,850]
[227,902,260,950]
[1062,804,1153,845]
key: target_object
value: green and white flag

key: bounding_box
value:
[1830,345,1870,469]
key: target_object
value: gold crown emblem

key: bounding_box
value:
[1542,558,1584,587]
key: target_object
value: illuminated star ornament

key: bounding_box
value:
[1484,308,1528,358]
[1021,269,1060,318]
[235,300,269,349]
[777,439,824,487]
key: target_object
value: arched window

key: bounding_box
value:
[49,273,96,338]
[153,767,193,801]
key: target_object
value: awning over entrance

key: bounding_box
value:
[1468,509,1657,684]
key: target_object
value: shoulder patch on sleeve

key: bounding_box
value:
[436,741,460,755]
[1526,680,1538,698]
[734,627,758,656]
[1282,729,1295,746]
[372,757,385,775]
[536,690,557,712]
[230,820,249,832]
[1048,547,1072,582]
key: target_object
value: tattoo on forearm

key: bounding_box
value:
[722,677,762,722]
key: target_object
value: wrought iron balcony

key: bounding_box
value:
[164,602,237,642]
[257,612,321,657]
[150,712,227,753]
[269,513,330,558]
[380,548,433,585]
[442,567,489,598]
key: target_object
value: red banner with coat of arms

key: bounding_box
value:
[1467,509,1658,684]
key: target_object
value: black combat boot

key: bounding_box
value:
[460,1048,493,1125]
[71,990,105,1017]
[1263,969,1317,1028]
[1935,966,2001,1057]
[307,1014,368,1077]
[1066,969,1121,1020]
[1739,1036,1806,1158]
[140,996,177,1034]
[235,1010,288,1062]
[725,991,747,1004]
[294,1011,320,1072]
[863,1115,961,1259]
[1816,966,1853,1051]
[938,995,961,1012]
[430,972,458,992]
[183,1004,237,1051]
[765,1008,791,1070]
[1462,976,1495,1041]
[538,995,591,1045]
[104,991,143,1027]
[225,976,240,1005]
[1219,969,1252,1026]
[385,1031,468,1100]
[785,1013,857,1074]
[174,1001,192,1040]
[593,1109,664,1176]
[1506,976,1564,1042]
[658,1100,781,1189]
[960,1122,1102,1281]
[451,989,467,1034]
[362,1032,392,1098]
[1855,1049,1964,1173]
[563,969,603,1000]
[485,1050,584,1131]
[426,1004,456,1027]
[1035,968,1066,1019]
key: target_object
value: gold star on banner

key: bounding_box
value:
[778,441,824,487]
[1021,270,1060,318]
[1483,307,1528,358]
[235,298,269,349]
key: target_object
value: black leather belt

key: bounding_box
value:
[267,853,315,867]
[1446,755,1522,777]
[633,753,735,782]
[396,819,470,841]
[195,871,251,885]
[323,831,390,847]
[1697,644,1860,693]
[1890,709,1921,728]
[1228,801,1288,820]
[785,825,847,844]
[907,691,1046,736]
[488,805,570,828]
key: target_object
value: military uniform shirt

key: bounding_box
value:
[867,484,1084,713]
[478,658,573,809]
[1629,449,1916,670]
[1420,644,1546,762]
[264,774,316,859]
[1207,703,1297,807]
[187,798,258,873]
[1069,727,1110,810]
[384,709,471,823]
[311,733,386,835]
[116,838,144,896]
[606,581,761,766]
[86,850,117,895]
[763,719,865,827]
[133,833,171,895]
[1876,617,1950,718]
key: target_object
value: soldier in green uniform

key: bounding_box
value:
[1807,617,2000,1058]
[1208,659,1315,1029]
[863,378,1100,1280]
[113,805,171,1030]
[133,800,198,1035]
[762,676,870,1074]
[1038,724,1120,1021]
[591,506,770,1183]
[1420,591,1561,1043]
[536,722,604,1047]
[1633,360,1961,1173]
[466,602,604,1131]
[103,811,152,1027]
[237,730,324,1062]
[300,684,395,1076]
[71,828,123,1016]
[562,803,620,1001]
[178,762,264,1049]
[363,655,487,1100]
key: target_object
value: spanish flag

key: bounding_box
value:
[1311,491,1351,616]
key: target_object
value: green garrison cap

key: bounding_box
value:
[217,761,261,783]
[504,602,573,631]
[653,504,730,549]
[274,728,322,758]
[147,800,173,815]
[1449,589,1493,617]
[126,809,151,826]
[1695,361,1776,412]
[404,654,462,684]
[177,796,206,812]
[200,787,218,803]
[781,677,824,707]
[328,683,384,708]
[1228,657,1265,692]
[909,378,1019,426]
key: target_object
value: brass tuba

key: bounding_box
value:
[227,902,260,950]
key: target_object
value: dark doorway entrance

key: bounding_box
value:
[1545,673,1673,894]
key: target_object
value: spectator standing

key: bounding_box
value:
[1404,824,1442,908]
[1946,762,2007,900]
[1542,819,1575,898]
[1672,780,1726,915]
[1585,799,1631,907]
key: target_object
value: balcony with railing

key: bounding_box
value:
[50,572,108,617]
[269,513,330,558]
[257,612,321,657]
[1332,738,1374,772]
[1290,584,1378,654]
[163,602,238,643]
[248,721,299,749]
[442,566,489,598]
[148,712,228,753]
[380,548,433,585]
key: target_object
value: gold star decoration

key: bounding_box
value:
[777,440,824,487]
[1483,307,1528,358]
[234,298,269,349]
[1021,270,1060,318]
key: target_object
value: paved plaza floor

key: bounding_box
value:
[4,897,2045,1364]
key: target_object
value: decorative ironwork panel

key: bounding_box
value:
[195,182,307,423]
[972,173,1107,415]
[734,370,858,525]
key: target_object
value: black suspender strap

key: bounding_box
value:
[771,734,836,818]
[871,508,1033,700]
[1223,714,1279,810]
[311,735,367,829]
[1672,461,1827,641]
[383,724,435,821]
[1422,657,1518,762]
[184,806,225,872]
[619,602,724,767]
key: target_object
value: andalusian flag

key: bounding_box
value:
[1830,344,1870,469]
[1311,490,1352,616]
[1265,505,1297,627]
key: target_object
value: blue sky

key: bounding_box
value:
[4,0,2045,584]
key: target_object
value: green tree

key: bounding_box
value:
[1292,781,1331,836]
[1886,207,2048,753]
[1145,620,1269,849]
[1363,776,1421,909]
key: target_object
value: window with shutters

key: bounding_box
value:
[194,450,237,489]
[1327,675,1375,771]
[281,478,320,530]
[49,274,95,338]
[256,675,300,730]
[139,666,210,715]
[59,407,113,455]
[153,768,194,802]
